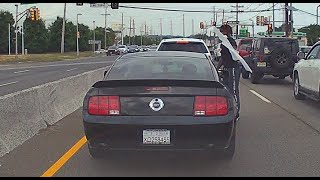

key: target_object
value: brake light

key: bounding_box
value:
[176,40,189,44]
[88,96,120,116]
[194,96,228,116]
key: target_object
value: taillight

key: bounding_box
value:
[88,96,120,116]
[194,96,228,116]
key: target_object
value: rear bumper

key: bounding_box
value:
[251,66,293,75]
[83,116,235,151]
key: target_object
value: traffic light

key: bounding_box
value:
[256,16,260,26]
[36,8,40,21]
[200,22,204,29]
[267,24,273,34]
[30,8,36,20]
[111,3,119,9]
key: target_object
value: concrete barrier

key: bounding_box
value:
[0,67,106,157]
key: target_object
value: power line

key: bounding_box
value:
[118,5,284,13]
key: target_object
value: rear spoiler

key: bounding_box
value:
[92,79,224,89]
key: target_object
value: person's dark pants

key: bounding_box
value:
[222,66,241,116]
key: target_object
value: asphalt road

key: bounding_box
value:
[0,55,118,96]
[1,75,320,177]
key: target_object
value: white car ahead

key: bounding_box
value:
[293,41,320,101]
[156,38,212,61]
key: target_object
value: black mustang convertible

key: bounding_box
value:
[82,51,238,160]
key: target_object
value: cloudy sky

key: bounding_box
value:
[1,3,319,36]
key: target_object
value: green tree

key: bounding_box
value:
[299,24,320,46]
[48,17,63,52]
[23,18,49,53]
[64,21,77,52]
[78,23,91,51]
[0,11,15,54]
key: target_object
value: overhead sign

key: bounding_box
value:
[90,3,106,7]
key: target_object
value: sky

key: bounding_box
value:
[1,3,319,36]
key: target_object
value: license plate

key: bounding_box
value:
[257,62,266,67]
[143,129,170,145]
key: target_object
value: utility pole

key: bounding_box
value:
[101,4,110,50]
[285,3,289,37]
[192,19,194,35]
[121,13,124,45]
[133,19,135,36]
[212,6,216,39]
[8,23,11,55]
[93,21,95,52]
[290,3,293,36]
[145,21,147,36]
[140,25,143,46]
[160,18,162,40]
[273,3,275,29]
[129,17,132,45]
[76,14,82,57]
[15,4,18,56]
[61,3,66,54]
[183,14,185,37]
[21,24,24,55]
[231,3,244,39]
[170,20,173,36]
[222,9,225,24]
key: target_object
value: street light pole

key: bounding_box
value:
[102,4,110,50]
[61,3,66,54]
[317,5,320,25]
[8,23,11,55]
[93,21,96,52]
[76,13,82,57]
[249,19,254,38]
[21,24,24,55]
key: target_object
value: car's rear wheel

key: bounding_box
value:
[293,74,306,100]
[242,69,249,79]
[250,72,263,84]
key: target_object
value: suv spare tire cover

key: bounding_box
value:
[270,46,292,69]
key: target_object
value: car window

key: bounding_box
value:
[255,39,260,51]
[157,42,208,53]
[307,45,320,60]
[263,38,299,54]
[238,40,252,51]
[106,56,215,81]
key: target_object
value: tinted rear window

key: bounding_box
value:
[239,40,252,50]
[157,42,208,53]
[263,38,299,53]
[106,56,215,81]
[118,46,126,48]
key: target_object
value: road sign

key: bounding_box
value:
[88,40,101,44]
[227,21,239,24]
[90,3,106,7]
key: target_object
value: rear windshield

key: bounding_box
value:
[118,45,126,48]
[130,45,138,48]
[263,38,299,53]
[109,46,117,49]
[106,56,215,81]
[300,47,311,53]
[238,40,252,51]
[157,42,208,53]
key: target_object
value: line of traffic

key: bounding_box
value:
[13,70,29,74]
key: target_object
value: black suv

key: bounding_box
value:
[242,37,299,84]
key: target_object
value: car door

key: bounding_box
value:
[310,46,320,93]
[302,45,320,91]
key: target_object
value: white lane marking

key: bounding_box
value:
[0,61,111,71]
[0,81,18,87]
[14,69,30,74]
[66,68,77,72]
[249,90,272,103]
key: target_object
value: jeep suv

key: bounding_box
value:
[243,37,299,84]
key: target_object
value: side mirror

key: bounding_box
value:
[103,70,108,77]
[297,51,305,60]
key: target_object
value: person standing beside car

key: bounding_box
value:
[216,24,241,119]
